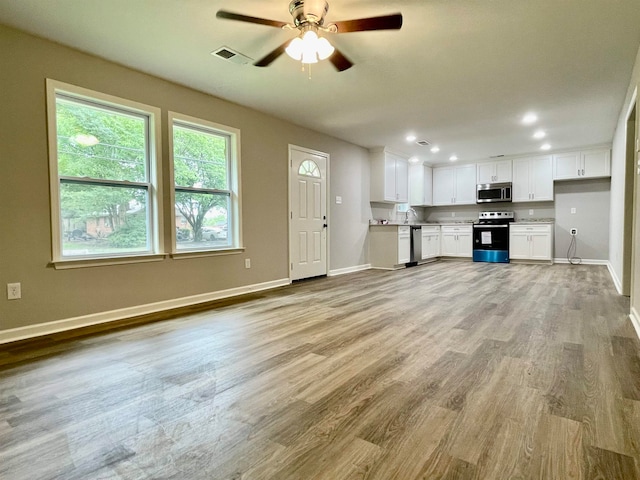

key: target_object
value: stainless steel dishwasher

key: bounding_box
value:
[407,225,422,267]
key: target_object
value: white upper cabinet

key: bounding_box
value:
[370,148,409,203]
[409,163,433,206]
[477,160,512,184]
[433,164,476,206]
[553,149,611,180]
[512,155,553,202]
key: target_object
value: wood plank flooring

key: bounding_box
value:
[1,262,639,479]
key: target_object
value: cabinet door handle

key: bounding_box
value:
[582,168,585,176]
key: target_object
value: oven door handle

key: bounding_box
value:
[473,224,510,228]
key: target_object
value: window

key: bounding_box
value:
[169,112,241,252]
[46,80,163,264]
[298,159,321,178]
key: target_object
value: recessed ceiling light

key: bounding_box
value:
[430,146,440,153]
[406,134,417,142]
[449,155,458,161]
[540,143,551,151]
[533,130,546,139]
[409,156,421,164]
[522,113,538,125]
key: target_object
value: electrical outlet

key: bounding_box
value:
[529,209,534,215]
[245,258,251,269]
[451,212,456,217]
[7,283,21,300]
[571,207,576,214]
[570,228,577,236]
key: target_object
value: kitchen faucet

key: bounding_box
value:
[404,207,417,224]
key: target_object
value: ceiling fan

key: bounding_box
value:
[216,0,402,71]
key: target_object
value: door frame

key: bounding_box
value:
[288,144,330,282]
[623,87,637,297]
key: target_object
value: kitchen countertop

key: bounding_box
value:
[370,218,555,226]
[513,218,555,223]
[369,221,475,226]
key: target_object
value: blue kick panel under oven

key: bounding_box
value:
[472,211,513,263]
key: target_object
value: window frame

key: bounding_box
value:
[168,111,243,256]
[46,79,164,268]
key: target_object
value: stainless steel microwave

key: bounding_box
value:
[476,182,512,203]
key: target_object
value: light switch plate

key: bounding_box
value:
[335,196,342,204]
[7,283,21,300]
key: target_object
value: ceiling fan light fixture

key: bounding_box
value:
[316,37,334,60]
[301,49,319,64]
[285,37,304,60]
[285,28,334,64]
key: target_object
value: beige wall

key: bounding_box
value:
[0,25,370,331]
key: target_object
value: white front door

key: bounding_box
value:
[289,146,328,281]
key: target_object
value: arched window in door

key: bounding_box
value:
[298,159,321,178]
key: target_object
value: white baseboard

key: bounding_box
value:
[630,307,640,340]
[328,264,371,276]
[553,258,609,266]
[607,262,623,295]
[0,278,290,345]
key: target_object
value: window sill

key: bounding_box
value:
[50,254,168,270]
[171,247,245,260]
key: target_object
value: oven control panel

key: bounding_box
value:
[478,211,514,221]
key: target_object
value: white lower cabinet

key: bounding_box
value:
[421,225,440,260]
[369,225,411,269]
[440,225,472,257]
[509,224,553,262]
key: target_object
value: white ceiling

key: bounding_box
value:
[1,0,639,165]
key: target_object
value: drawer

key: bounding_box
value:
[421,226,440,235]
[398,226,411,236]
[441,225,472,234]
[510,224,551,234]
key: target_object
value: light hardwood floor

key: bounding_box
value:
[1,262,639,479]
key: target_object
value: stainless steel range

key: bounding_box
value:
[472,211,514,263]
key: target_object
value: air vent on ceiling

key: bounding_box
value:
[211,46,253,65]
[416,140,431,146]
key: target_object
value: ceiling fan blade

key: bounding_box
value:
[216,10,289,29]
[332,13,403,33]
[254,41,290,67]
[329,48,354,72]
